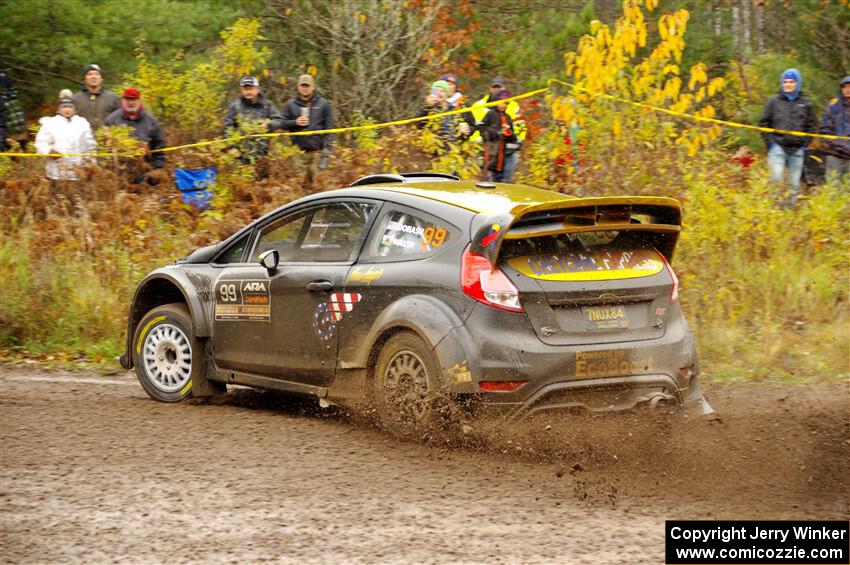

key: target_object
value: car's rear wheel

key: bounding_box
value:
[133,303,202,402]
[373,332,450,438]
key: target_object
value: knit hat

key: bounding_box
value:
[121,87,141,99]
[779,68,802,101]
[441,73,458,85]
[59,98,75,108]
[298,74,315,86]
[490,76,507,88]
[83,64,102,76]
[239,75,259,87]
[431,80,450,95]
[494,89,511,101]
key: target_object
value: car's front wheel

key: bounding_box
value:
[373,331,453,438]
[132,303,202,402]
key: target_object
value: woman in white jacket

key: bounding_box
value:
[34,91,96,182]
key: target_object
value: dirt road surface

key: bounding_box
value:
[1,366,847,564]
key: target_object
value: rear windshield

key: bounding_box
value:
[500,231,666,281]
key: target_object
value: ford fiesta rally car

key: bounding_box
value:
[121,173,714,432]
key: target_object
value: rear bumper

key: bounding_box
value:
[439,303,712,419]
[468,373,713,420]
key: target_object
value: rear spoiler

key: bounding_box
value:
[470,196,682,267]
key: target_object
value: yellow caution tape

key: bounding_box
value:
[546,78,850,141]
[1,80,846,159]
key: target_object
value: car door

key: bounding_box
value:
[212,199,379,386]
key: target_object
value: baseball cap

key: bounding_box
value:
[121,87,141,99]
[298,74,315,86]
[83,64,102,76]
[490,76,507,88]
[240,75,259,87]
[441,73,458,85]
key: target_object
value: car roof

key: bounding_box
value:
[345,181,577,215]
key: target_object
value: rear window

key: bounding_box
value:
[501,231,665,281]
[361,207,455,261]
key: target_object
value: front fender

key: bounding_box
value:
[123,268,214,369]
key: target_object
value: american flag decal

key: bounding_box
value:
[328,293,362,322]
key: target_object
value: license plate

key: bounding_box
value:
[582,305,629,330]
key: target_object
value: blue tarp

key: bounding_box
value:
[174,168,216,210]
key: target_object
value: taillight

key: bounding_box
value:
[659,252,679,304]
[461,244,523,312]
[479,380,527,392]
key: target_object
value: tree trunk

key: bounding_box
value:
[742,0,752,56]
[731,3,741,51]
[712,0,722,36]
[754,0,766,53]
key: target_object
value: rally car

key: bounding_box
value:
[120,173,714,434]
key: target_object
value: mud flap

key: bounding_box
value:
[193,340,227,397]
[683,379,715,417]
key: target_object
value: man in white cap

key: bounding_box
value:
[71,64,120,129]
[223,75,284,169]
[281,73,334,181]
[34,91,96,185]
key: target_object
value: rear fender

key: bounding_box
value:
[340,294,473,377]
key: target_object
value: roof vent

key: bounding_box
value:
[350,172,460,186]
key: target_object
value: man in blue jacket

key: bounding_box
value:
[820,76,850,180]
[758,68,817,206]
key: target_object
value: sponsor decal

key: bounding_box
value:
[347,267,384,285]
[313,302,336,342]
[481,223,501,247]
[447,361,472,385]
[214,279,270,321]
[381,233,417,249]
[386,220,425,236]
[574,350,654,378]
[507,249,664,281]
[312,293,363,341]
[328,292,362,322]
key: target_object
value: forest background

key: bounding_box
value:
[1,0,848,382]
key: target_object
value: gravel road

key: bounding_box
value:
[1,366,847,564]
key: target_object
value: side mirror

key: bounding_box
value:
[258,249,279,275]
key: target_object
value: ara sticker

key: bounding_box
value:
[215,279,270,321]
[347,267,384,285]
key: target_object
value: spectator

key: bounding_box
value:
[34,90,96,185]
[0,91,7,152]
[470,77,526,181]
[223,75,284,167]
[1,70,27,150]
[281,74,333,182]
[480,90,520,182]
[104,87,167,185]
[71,64,120,130]
[819,75,850,180]
[758,68,817,206]
[416,80,471,150]
[441,73,465,109]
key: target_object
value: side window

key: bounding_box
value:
[252,202,376,263]
[215,232,252,264]
[362,207,454,261]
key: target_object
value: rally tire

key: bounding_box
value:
[373,331,451,439]
[132,303,203,402]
